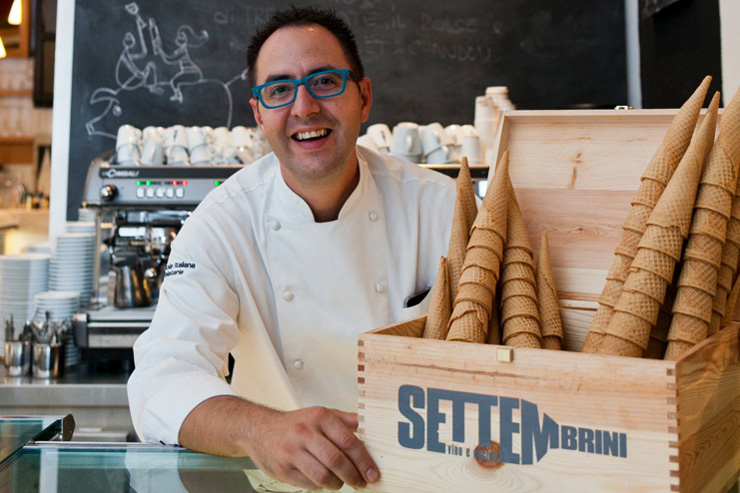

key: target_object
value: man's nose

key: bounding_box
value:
[291,84,320,118]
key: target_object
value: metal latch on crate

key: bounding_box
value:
[614,105,635,110]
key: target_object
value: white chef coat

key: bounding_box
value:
[127,146,457,445]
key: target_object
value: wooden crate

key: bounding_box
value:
[357,110,740,492]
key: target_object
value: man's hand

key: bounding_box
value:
[246,406,379,490]
[179,396,380,491]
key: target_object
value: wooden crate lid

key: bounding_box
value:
[488,109,717,303]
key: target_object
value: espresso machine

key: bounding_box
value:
[74,152,244,369]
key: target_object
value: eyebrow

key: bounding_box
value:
[263,65,337,84]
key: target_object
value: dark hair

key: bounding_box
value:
[246,6,365,88]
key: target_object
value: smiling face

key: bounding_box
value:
[249,24,372,189]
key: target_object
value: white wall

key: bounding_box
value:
[48,0,74,240]
[719,0,740,102]
[625,0,642,108]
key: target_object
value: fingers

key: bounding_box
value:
[281,467,321,491]
[294,450,344,490]
[318,413,380,487]
[328,409,359,430]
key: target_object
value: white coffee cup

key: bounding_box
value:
[163,125,190,165]
[116,125,142,165]
[391,122,422,163]
[461,134,482,164]
[367,123,393,153]
[186,126,207,150]
[140,140,164,166]
[421,123,451,164]
[444,124,464,162]
[210,126,235,164]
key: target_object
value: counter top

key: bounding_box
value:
[0,364,128,407]
[0,416,350,492]
[0,365,133,440]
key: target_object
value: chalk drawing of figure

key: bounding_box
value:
[153,25,209,103]
[116,2,162,93]
[85,4,249,138]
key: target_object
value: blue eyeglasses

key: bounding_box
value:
[251,69,355,109]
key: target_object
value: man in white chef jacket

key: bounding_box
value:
[128,6,456,491]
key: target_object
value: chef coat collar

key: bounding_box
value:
[275,149,371,223]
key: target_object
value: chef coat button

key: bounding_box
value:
[283,290,294,301]
[271,221,281,231]
[293,359,304,370]
[368,211,379,221]
[375,281,386,293]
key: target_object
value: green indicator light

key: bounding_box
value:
[136,180,142,186]
[146,180,152,186]
[214,180,221,186]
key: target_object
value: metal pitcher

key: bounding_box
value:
[112,254,151,308]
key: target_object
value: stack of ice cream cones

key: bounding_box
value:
[447,152,509,343]
[706,89,740,335]
[424,158,478,339]
[448,158,479,302]
[582,76,712,354]
[500,181,541,348]
[665,91,740,360]
[597,93,719,358]
[536,232,564,350]
[422,257,451,339]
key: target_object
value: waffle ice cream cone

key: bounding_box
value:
[614,230,644,257]
[664,339,695,361]
[623,203,655,233]
[486,295,501,345]
[632,178,666,207]
[722,276,740,327]
[447,152,510,342]
[600,278,626,306]
[501,262,536,284]
[582,78,711,354]
[676,259,718,296]
[448,158,479,302]
[500,279,537,302]
[598,311,652,357]
[504,329,542,349]
[641,76,712,185]
[722,242,740,272]
[423,257,452,339]
[630,244,681,283]
[502,315,541,346]
[647,92,720,234]
[689,208,730,241]
[696,88,740,336]
[695,185,733,219]
[500,187,542,348]
[683,235,724,270]
[606,254,634,282]
[536,233,563,350]
[673,286,715,322]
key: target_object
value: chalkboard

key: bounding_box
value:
[67,0,626,219]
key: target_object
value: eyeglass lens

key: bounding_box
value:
[260,71,347,108]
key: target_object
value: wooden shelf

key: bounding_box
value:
[0,136,34,164]
[0,90,33,98]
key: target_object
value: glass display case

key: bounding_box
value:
[0,416,331,492]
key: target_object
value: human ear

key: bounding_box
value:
[358,77,373,123]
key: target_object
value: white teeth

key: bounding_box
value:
[295,129,328,141]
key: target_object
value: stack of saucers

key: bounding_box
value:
[77,208,96,222]
[66,221,96,235]
[49,233,95,309]
[0,253,50,346]
[24,242,52,255]
[34,291,81,367]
